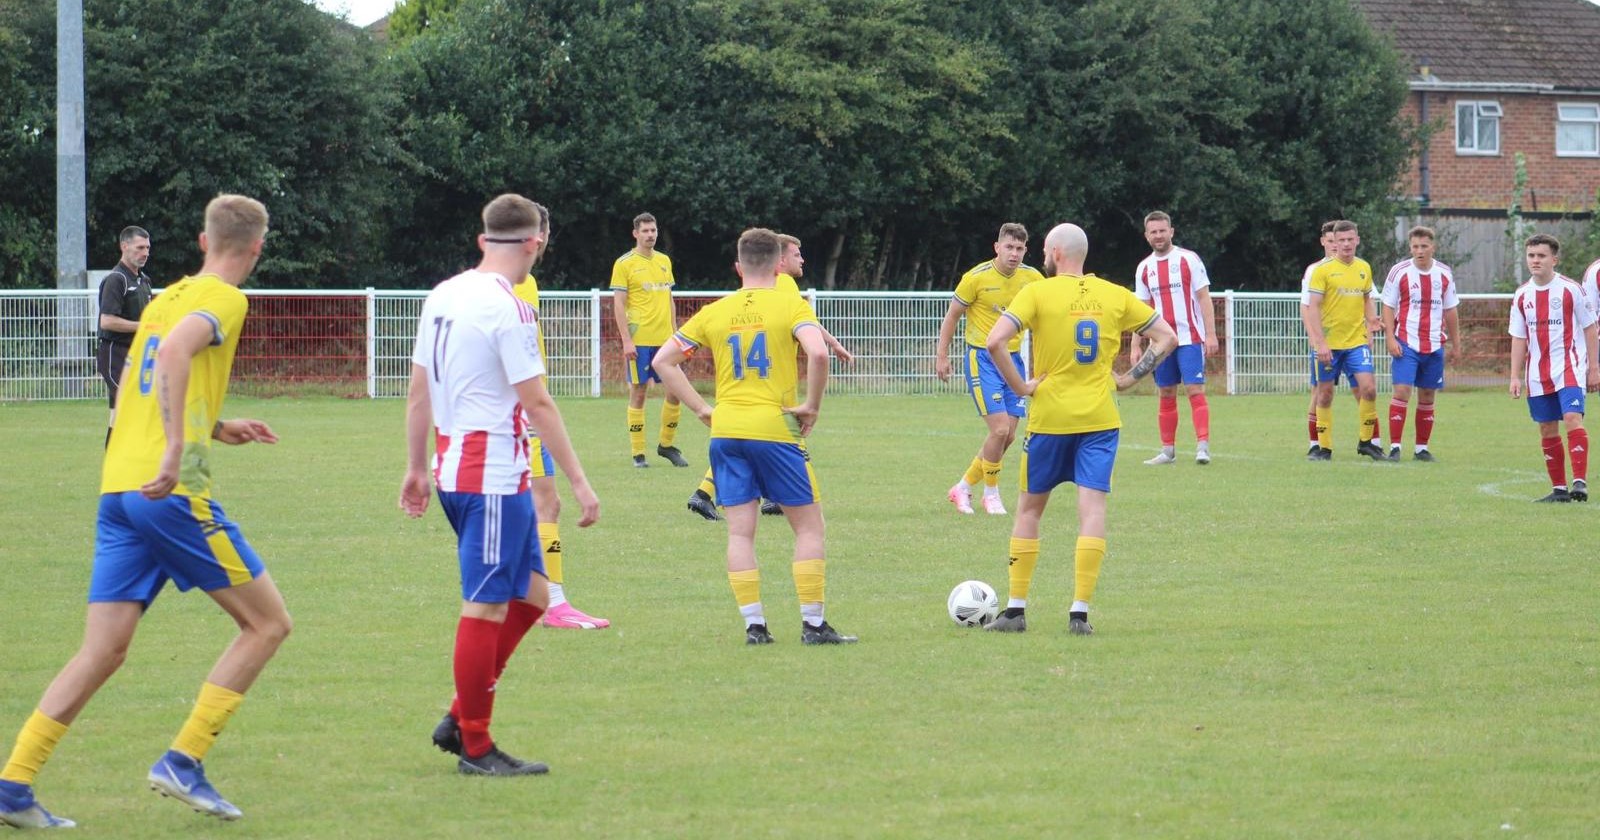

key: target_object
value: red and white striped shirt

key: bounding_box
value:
[1508,275,1595,397]
[1134,247,1211,345]
[1579,258,1600,321]
[1380,259,1458,353]
[411,270,547,494]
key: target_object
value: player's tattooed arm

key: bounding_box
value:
[1126,346,1167,381]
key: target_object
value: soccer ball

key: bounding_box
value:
[947,580,999,627]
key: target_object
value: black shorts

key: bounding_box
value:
[97,341,130,408]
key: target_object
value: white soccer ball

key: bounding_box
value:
[947,580,999,627]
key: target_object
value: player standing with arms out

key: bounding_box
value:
[1303,220,1384,461]
[612,213,688,468]
[934,223,1044,514]
[686,233,852,522]
[96,226,155,447]
[653,228,856,646]
[1130,211,1216,465]
[511,204,609,629]
[1508,233,1599,503]
[401,194,600,775]
[983,223,1177,636]
[1381,226,1459,462]
[0,195,290,828]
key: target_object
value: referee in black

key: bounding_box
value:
[96,225,154,446]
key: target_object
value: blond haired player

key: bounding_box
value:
[984,223,1176,636]
[934,223,1044,515]
[2,196,289,827]
[654,228,856,645]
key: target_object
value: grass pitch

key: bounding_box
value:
[0,391,1596,838]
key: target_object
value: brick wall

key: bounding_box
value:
[1398,92,1600,212]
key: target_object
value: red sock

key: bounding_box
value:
[1543,436,1567,489]
[453,616,502,759]
[1416,404,1435,446]
[1188,393,1210,442]
[1307,412,1318,444]
[450,601,545,721]
[1158,396,1179,446]
[1569,429,1589,482]
[1388,399,1408,448]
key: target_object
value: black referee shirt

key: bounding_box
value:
[97,263,154,345]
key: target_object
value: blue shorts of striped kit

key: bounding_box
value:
[1153,344,1206,388]
[439,490,545,604]
[1390,341,1445,390]
[1312,346,1373,385]
[1020,430,1119,494]
[709,438,820,508]
[628,345,663,385]
[964,347,1026,418]
[89,492,266,605]
[1528,386,1585,423]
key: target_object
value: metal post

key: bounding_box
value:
[365,287,377,398]
[589,289,602,397]
[57,0,87,291]
[1224,291,1237,395]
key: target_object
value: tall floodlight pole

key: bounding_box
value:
[57,0,87,291]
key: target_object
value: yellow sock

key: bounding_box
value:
[792,559,825,605]
[539,522,563,585]
[171,682,244,762]
[660,402,681,448]
[697,469,716,497]
[962,457,983,486]
[728,569,761,607]
[1,710,68,785]
[1315,405,1331,451]
[1007,537,1040,604]
[627,407,646,457]
[1074,536,1107,605]
[1359,398,1377,443]
[981,460,1002,490]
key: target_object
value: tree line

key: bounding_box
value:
[0,0,1417,292]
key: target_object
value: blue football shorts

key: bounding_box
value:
[1528,386,1585,423]
[1020,429,1120,494]
[964,346,1026,418]
[1390,341,1445,390]
[89,492,266,605]
[709,438,820,508]
[438,490,544,604]
[1312,346,1373,385]
[1154,344,1206,388]
[628,345,663,385]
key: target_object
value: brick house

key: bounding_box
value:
[1355,0,1600,289]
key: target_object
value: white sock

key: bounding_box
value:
[982,486,1001,498]
[956,479,972,492]
[1070,600,1090,614]
[547,581,567,607]
[1007,598,1026,609]
[740,602,766,627]
[1415,444,1429,453]
[800,602,824,627]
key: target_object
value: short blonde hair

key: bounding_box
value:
[482,194,542,236]
[737,228,782,272]
[1332,220,1358,234]
[998,223,1028,242]
[204,194,268,255]
[1142,211,1171,228]
[1408,225,1435,241]
[776,233,801,249]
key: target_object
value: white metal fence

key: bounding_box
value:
[0,289,1517,402]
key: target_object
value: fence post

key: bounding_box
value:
[589,289,602,397]
[1224,290,1236,396]
[365,287,377,399]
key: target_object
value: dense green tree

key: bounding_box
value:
[387,0,464,44]
[0,0,397,288]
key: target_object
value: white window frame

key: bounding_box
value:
[1555,101,1600,158]
[1455,100,1502,155]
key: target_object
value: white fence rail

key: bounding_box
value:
[1,289,1516,402]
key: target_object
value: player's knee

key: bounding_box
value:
[1564,414,1585,433]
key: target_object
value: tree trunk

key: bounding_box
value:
[908,239,926,290]
[872,224,895,288]
[824,227,846,290]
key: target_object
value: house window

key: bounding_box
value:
[1556,102,1600,157]
[1455,100,1501,155]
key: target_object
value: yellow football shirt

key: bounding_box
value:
[609,249,675,345]
[513,274,548,359]
[954,261,1044,352]
[776,273,800,295]
[1002,274,1157,435]
[1308,257,1374,350]
[101,275,248,498]
[674,288,820,443]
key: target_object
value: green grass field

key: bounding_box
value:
[1,392,1597,838]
